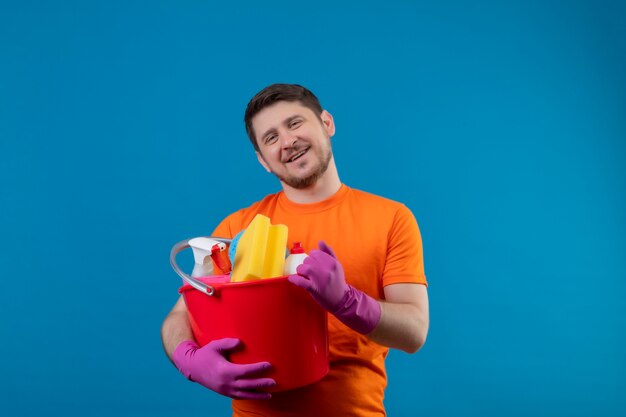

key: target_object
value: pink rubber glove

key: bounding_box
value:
[173,338,276,400]
[288,241,382,334]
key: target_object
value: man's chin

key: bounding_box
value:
[279,173,319,189]
[273,151,332,189]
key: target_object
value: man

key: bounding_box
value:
[161,84,429,416]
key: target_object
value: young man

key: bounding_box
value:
[161,84,429,416]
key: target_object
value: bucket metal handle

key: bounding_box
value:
[170,236,233,296]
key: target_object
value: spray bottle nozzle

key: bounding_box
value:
[189,237,232,277]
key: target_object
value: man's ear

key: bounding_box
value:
[320,110,336,137]
[256,151,271,173]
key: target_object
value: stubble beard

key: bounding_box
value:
[274,144,333,189]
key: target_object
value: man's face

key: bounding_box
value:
[252,101,335,189]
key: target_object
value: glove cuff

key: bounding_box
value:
[172,340,198,380]
[331,285,382,334]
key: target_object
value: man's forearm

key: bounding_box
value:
[366,301,429,353]
[365,283,429,353]
[161,302,195,361]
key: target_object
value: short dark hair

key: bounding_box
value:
[244,84,323,151]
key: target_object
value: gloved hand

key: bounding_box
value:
[288,241,382,334]
[173,338,276,400]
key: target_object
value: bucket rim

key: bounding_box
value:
[178,275,290,294]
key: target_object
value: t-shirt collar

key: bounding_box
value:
[277,184,350,214]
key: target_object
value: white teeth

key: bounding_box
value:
[288,148,308,162]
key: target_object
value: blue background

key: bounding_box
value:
[1,1,624,416]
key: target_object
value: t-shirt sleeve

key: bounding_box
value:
[382,204,428,287]
[211,211,242,239]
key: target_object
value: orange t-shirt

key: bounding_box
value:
[211,184,427,417]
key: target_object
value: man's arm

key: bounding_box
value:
[367,283,429,353]
[161,295,276,399]
[161,295,194,361]
[289,241,429,353]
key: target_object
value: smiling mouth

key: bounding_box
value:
[286,147,310,163]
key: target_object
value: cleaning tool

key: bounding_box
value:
[283,242,308,275]
[231,214,288,282]
[189,237,232,277]
[171,237,232,296]
[170,237,329,391]
[288,240,382,335]
[228,229,244,271]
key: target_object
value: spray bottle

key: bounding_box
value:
[188,237,232,277]
[283,242,308,275]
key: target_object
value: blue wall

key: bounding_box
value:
[1,1,624,416]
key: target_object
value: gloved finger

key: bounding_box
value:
[295,262,317,277]
[306,248,333,264]
[233,361,273,379]
[318,240,338,259]
[209,337,242,354]
[234,377,276,391]
[288,273,313,291]
[300,252,319,265]
[232,390,273,400]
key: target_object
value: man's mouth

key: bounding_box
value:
[286,147,310,163]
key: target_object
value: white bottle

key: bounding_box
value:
[283,242,308,275]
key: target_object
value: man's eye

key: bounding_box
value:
[289,120,302,128]
[265,135,278,144]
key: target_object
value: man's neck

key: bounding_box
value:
[281,159,342,204]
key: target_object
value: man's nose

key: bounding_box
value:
[280,133,298,149]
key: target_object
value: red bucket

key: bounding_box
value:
[179,275,329,392]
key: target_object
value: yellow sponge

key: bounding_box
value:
[231,214,288,282]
